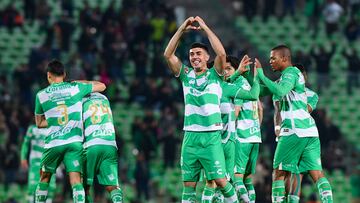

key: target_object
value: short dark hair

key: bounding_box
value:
[190,42,209,53]
[47,59,65,76]
[272,44,292,59]
[226,55,240,69]
[293,63,306,73]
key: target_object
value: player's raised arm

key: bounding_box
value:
[164,17,196,76]
[195,16,226,74]
[255,58,296,97]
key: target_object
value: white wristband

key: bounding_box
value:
[275,126,281,131]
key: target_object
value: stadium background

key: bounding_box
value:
[0,0,359,202]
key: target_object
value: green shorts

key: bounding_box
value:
[84,145,119,186]
[41,142,83,174]
[234,142,259,175]
[28,158,56,195]
[274,135,322,173]
[223,140,235,181]
[181,131,226,182]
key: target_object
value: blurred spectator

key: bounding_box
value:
[343,48,360,94]
[159,107,180,169]
[349,0,360,17]
[293,50,313,73]
[61,0,74,18]
[310,43,336,93]
[134,152,150,202]
[36,0,50,31]
[243,0,257,21]
[3,143,19,191]
[304,0,322,36]
[56,13,74,52]
[262,0,277,21]
[323,0,344,37]
[282,0,296,16]
[24,0,36,21]
[345,16,359,42]
[13,64,33,106]
[2,3,24,31]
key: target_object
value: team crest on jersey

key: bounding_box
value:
[184,67,189,74]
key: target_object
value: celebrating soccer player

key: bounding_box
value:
[34,60,106,203]
[255,45,333,203]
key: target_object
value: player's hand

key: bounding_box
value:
[238,55,252,74]
[21,160,28,170]
[254,58,262,69]
[180,17,197,31]
[194,16,208,30]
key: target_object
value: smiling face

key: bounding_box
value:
[189,47,210,73]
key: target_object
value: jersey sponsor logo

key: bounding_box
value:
[50,127,72,139]
[50,92,71,102]
[250,126,260,134]
[92,129,114,137]
[46,84,73,93]
[73,160,79,167]
[216,169,223,175]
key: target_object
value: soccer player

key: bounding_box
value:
[34,59,106,203]
[201,55,253,203]
[21,124,56,203]
[82,92,123,203]
[255,45,333,203]
[273,63,320,202]
[164,16,259,203]
[220,55,263,203]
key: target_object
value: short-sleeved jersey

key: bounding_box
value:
[305,87,319,111]
[82,93,117,149]
[234,76,262,143]
[269,67,318,137]
[21,125,48,160]
[177,65,224,131]
[35,82,93,148]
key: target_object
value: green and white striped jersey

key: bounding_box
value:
[35,82,93,148]
[220,96,236,143]
[82,93,117,148]
[259,67,318,137]
[234,76,261,143]
[21,125,48,160]
[177,65,260,132]
[305,87,318,111]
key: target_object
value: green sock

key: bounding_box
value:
[182,186,196,203]
[110,188,123,203]
[72,183,85,203]
[85,195,93,203]
[233,176,249,202]
[201,185,215,203]
[213,188,224,203]
[272,180,286,203]
[244,178,255,203]
[220,182,238,203]
[35,182,49,203]
[287,195,300,203]
[316,177,333,203]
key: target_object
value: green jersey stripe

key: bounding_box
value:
[184,104,220,116]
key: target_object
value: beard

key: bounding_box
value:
[194,66,203,72]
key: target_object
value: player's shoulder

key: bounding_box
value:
[83,92,108,103]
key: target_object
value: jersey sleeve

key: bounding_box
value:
[34,94,44,115]
[307,92,319,111]
[76,82,93,98]
[20,127,32,160]
[257,68,297,97]
[222,79,259,100]
[176,63,187,82]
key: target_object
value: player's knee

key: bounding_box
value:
[68,172,82,185]
[214,177,227,188]
[105,185,119,193]
[273,169,288,180]
[40,171,52,182]
[183,181,197,188]
[206,180,216,188]
[309,170,324,182]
